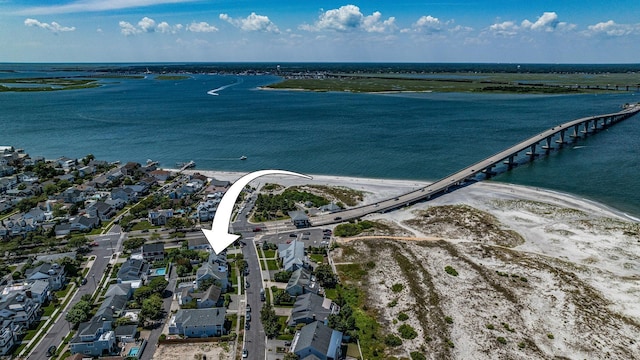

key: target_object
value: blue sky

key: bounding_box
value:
[2,0,640,63]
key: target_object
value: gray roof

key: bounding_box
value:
[290,293,336,325]
[289,211,309,221]
[174,308,226,327]
[114,324,137,338]
[117,259,149,282]
[287,268,312,290]
[142,243,164,253]
[104,283,132,299]
[279,240,305,271]
[293,321,342,359]
[29,279,50,295]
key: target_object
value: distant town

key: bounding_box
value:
[0,145,348,360]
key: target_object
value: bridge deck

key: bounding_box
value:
[310,104,640,226]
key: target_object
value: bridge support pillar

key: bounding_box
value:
[555,130,566,145]
[581,120,591,134]
[526,144,538,160]
[482,165,496,178]
[542,136,554,151]
[503,155,517,170]
[570,124,580,139]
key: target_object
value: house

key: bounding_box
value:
[116,259,149,288]
[0,320,18,356]
[28,280,51,304]
[196,199,219,222]
[24,262,66,290]
[69,318,117,357]
[110,187,138,203]
[114,324,137,343]
[70,216,100,232]
[77,165,95,178]
[188,237,212,251]
[94,294,128,322]
[195,262,228,292]
[291,321,343,360]
[149,170,171,182]
[178,285,222,309]
[289,293,340,326]
[141,243,164,262]
[147,209,173,226]
[86,201,116,221]
[0,292,40,330]
[278,240,306,272]
[121,162,141,176]
[54,223,72,237]
[286,268,318,297]
[289,210,311,228]
[168,308,227,338]
[104,283,133,300]
[60,187,85,204]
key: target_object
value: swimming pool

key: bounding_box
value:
[128,347,140,357]
[153,268,166,276]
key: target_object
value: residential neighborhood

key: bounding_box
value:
[0,145,351,360]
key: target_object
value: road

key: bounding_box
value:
[28,229,121,359]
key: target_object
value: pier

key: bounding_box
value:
[312,104,640,225]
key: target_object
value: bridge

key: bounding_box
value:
[309,103,640,226]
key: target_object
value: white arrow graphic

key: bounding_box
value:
[202,169,312,254]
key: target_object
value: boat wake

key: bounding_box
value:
[207,78,243,96]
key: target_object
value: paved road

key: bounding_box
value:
[28,233,118,359]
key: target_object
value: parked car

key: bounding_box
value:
[81,278,87,285]
[89,241,99,247]
[252,227,262,232]
[289,233,297,238]
[334,216,342,221]
[47,345,56,357]
[242,349,248,358]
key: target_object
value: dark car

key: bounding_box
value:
[81,278,87,285]
[252,227,262,232]
[289,233,297,238]
[334,217,342,221]
[47,345,56,357]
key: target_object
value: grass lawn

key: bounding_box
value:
[309,254,325,264]
[346,343,362,359]
[55,284,72,298]
[43,303,57,317]
[266,260,280,271]
[130,220,154,231]
[263,249,276,259]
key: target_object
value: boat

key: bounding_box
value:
[240,156,247,160]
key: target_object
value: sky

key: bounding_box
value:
[2,0,640,63]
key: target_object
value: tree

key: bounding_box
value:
[140,294,164,323]
[314,264,338,288]
[66,300,92,326]
[148,277,168,294]
[123,237,145,251]
[260,303,280,339]
[82,154,95,166]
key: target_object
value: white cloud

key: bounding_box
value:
[119,17,185,35]
[187,22,218,33]
[489,21,519,36]
[119,21,140,36]
[301,5,395,33]
[488,12,574,36]
[138,17,156,33]
[586,20,639,36]
[412,15,443,33]
[362,12,396,33]
[521,12,574,32]
[219,12,279,33]
[24,18,76,33]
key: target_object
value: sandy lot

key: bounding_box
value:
[152,343,232,360]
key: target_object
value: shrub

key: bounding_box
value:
[384,334,402,347]
[486,324,495,330]
[445,316,453,324]
[497,337,507,344]
[391,283,404,293]
[398,324,418,339]
[444,265,458,276]
[398,312,409,321]
[547,333,554,339]
[387,299,398,307]
[518,342,526,349]
[410,352,426,360]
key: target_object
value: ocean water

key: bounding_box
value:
[1,65,639,218]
